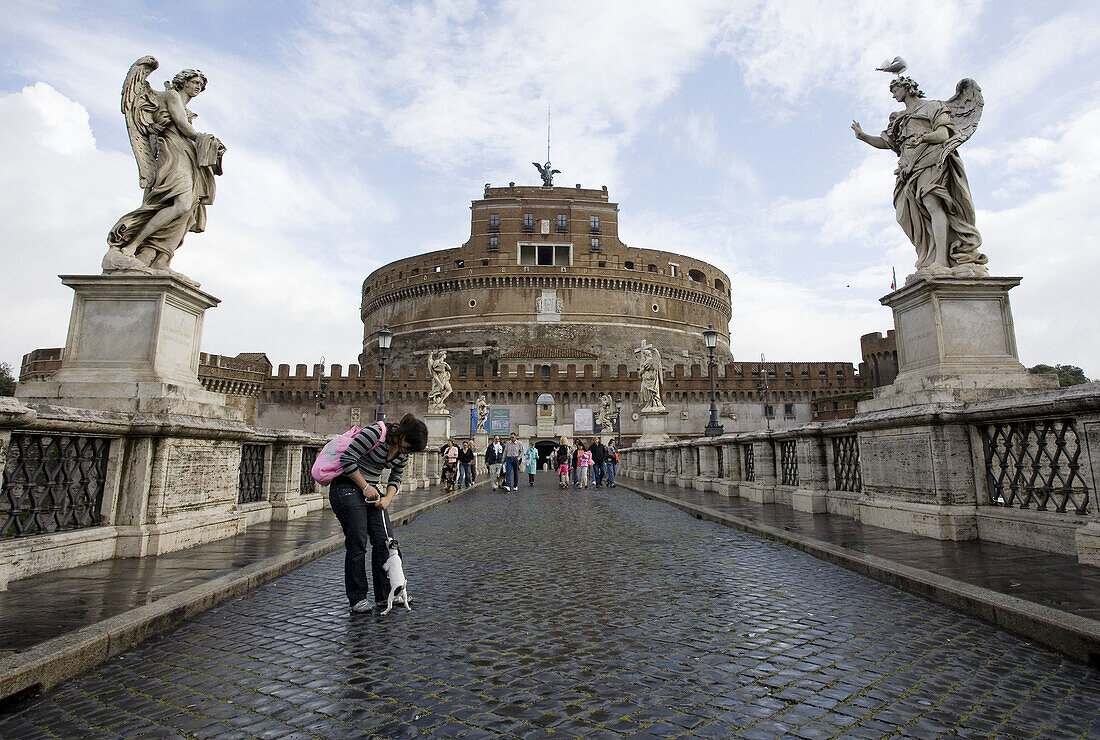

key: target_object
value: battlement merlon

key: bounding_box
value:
[262,359,862,387]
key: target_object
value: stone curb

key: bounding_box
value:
[0,483,481,706]
[621,482,1100,666]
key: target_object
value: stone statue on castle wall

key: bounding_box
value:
[852,67,988,282]
[102,56,226,284]
[475,395,488,432]
[595,392,614,429]
[427,350,453,414]
[635,340,665,412]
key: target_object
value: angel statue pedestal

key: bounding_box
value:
[16,274,238,419]
[637,408,670,446]
[860,275,1057,413]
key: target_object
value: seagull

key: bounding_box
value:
[876,56,907,75]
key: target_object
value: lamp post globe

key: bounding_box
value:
[703,325,724,437]
[376,325,392,421]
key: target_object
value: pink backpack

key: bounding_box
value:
[311,421,387,485]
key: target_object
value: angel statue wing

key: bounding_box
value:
[940,78,984,167]
[121,55,161,189]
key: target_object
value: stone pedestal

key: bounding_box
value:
[425,411,452,444]
[637,408,670,446]
[861,276,1056,412]
[17,274,236,418]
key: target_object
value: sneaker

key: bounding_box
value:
[351,599,373,613]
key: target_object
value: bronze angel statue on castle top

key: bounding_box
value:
[103,56,225,282]
[852,64,988,281]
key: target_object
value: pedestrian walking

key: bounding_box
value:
[590,438,607,488]
[606,441,619,487]
[440,438,458,493]
[555,437,570,489]
[571,442,581,487]
[523,444,539,486]
[503,432,523,491]
[457,440,475,489]
[485,435,504,490]
[328,413,428,613]
[576,442,591,489]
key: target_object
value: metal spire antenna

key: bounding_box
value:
[533,105,560,187]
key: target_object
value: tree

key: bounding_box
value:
[0,362,14,396]
[1028,364,1090,388]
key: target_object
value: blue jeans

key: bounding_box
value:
[329,480,393,607]
[607,462,617,486]
[505,457,520,489]
[458,462,473,487]
[593,462,606,486]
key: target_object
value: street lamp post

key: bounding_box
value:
[614,393,623,446]
[758,352,770,431]
[313,356,327,410]
[703,326,724,437]
[376,325,392,421]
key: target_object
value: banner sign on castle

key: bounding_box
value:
[489,408,510,434]
[574,408,594,434]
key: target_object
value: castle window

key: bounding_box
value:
[523,213,534,232]
[557,214,568,232]
[668,262,679,278]
[541,364,551,378]
[481,259,489,266]
[410,268,419,276]
[764,404,775,418]
[589,215,600,233]
[590,237,600,251]
[455,260,464,268]
[714,278,725,292]
[784,403,795,418]
[624,261,634,270]
[520,244,571,266]
[598,261,606,267]
[489,235,499,250]
[488,214,500,232]
[688,269,705,283]
[647,264,657,273]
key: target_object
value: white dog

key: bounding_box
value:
[379,537,411,615]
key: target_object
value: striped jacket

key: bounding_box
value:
[338,423,407,487]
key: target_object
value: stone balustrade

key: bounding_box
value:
[621,383,1100,565]
[0,397,435,588]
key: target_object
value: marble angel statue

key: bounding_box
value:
[427,350,453,413]
[475,395,489,433]
[635,340,665,412]
[103,56,226,280]
[852,73,987,279]
[594,393,615,429]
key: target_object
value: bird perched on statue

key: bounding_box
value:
[876,56,908,75]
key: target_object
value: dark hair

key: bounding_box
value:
[389,413,428,453]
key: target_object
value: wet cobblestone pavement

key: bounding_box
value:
[4,477,1100,738]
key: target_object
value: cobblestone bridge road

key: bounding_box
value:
[5,479,1100,738]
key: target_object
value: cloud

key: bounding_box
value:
[717,0,985,111]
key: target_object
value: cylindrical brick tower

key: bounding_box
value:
[360,183,732,371]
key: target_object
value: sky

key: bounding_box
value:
[1,0,1097,379]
